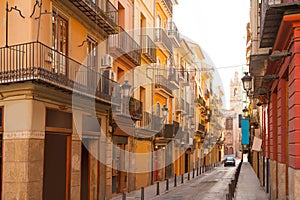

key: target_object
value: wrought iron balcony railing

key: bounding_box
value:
[154,28,173,53]
[162,0,173,15]
[69,0,118,34]
[141,35,156,63]
[259,0,300,47]
[129,97,143,121]
[168,67,179,87]
[175,98,185,113]
[141,112,163,132]
[167,20,180,47]
[109,26,141,66]
[155,74,178,95]
[0,42,118,102]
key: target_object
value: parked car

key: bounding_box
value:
[224,156,236,167]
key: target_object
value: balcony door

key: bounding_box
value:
[52,9,68,75]
[86,37,98,89]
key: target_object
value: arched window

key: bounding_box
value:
[234,88,238,96]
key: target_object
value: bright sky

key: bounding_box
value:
[173,0,250,109]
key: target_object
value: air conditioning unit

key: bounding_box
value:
[101,54,113,68]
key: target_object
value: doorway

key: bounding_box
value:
[43,133,69,200]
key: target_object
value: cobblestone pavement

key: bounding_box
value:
[151,166,236,200]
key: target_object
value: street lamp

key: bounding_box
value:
[241,72,252,95]
[121,80,131,115]
[121,80,131,97]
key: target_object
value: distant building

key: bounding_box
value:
[224,72,242,157]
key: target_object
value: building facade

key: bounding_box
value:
[248,0,300,199]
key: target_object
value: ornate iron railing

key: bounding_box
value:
[154,28,172,53]
[0,42,118,102]
[163,0,173,14]
[167,20,180,47]
[155,74,176,95]
[141,35,156,63]
[129,97,143,121]
[109,26,141,66]
[69,0,118,34]
[142,112,163,132]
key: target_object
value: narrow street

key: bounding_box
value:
[151,163,238,200]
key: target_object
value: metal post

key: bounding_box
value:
[181,174,184,184]
[122,192,126,200]
[193,168,195,178]
[196,167,199,176]
[174,174,177,187]
[156,182,160,195]
[5,1,8,47]
[188,172,190,180]
[141,187,144,200]
[166,179,169,191]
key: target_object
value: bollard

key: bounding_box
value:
[228,183,231,198]
[188,172,190,180]
[141,187,144,200]
[196,167,199,176]
[174,174,177,187]
[156,182,160,195]
[122,192,126,200]
[166,179,169,191]
[193,168,195,178]
[181,174,184,184]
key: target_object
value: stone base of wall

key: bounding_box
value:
[289,167,300,200]
[270,160,277,200]
[277,163,286,200]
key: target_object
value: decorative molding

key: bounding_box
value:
[4,130,45,139]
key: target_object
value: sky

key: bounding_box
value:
[173,0,250,109]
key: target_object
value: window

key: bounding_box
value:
[234,88,238,96]
[86,37,98,68]
[226,117,233,130]
[52,9,68,75]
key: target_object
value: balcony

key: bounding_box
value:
[161,121,179,139]
[178,66,189,86]
[167,20,180,47]
[155,75,178,96]
[0,42,117,102]
[129,97,143,121]
[168,67,179,88]
[175,98,185,114]
[260,0,300,48]
[141,35,156,63]
[69,0,118,34]
[109,26,141,66]
[183,102,190,116]
[196,123,206,139]
[141,112,163,132]
[154,28,173,53]
[160,0,173,15]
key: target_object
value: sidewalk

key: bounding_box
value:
[234,162,268,200]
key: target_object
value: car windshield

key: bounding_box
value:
[227,157,234,161]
